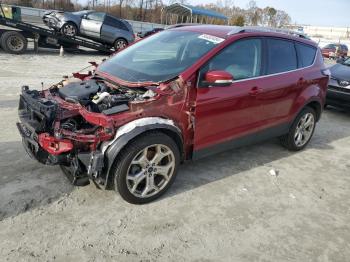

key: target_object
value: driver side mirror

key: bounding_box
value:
[202,70,234,87]
[83,14,89,19]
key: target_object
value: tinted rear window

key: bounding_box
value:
[296,43,316,67]
[105,16,129,31]
[267,38,297,74]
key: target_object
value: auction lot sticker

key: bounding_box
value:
[198,34,225,44]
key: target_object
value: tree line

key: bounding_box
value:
[2,0,291,27]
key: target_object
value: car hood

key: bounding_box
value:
[330,63,350,80]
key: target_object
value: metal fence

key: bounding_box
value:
[126,20,165,33]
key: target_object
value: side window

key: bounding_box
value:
[87,12,105,22]
[296,43,316,68]
[104,16,129,31]
[201,38,262,82]
[267,38,297,74]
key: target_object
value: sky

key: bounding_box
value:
[186,0,349,27]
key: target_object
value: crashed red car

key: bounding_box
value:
[17,25,329,204]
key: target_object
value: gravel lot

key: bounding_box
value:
[0,50,349,262]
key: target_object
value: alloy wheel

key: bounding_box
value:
[125,144,176,198]
[63,24,77,36]
[294,112,315,147]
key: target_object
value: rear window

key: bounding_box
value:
[296,43,316,67]
[267,38,297,74]
[105,16,129,31]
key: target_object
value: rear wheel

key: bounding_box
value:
[0,31,28,54]
[280,107,316,151]
[113,38,128,51]
[61,22,78,37]
[111,132,180,204]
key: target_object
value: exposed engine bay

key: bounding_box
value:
[16,63,187,190]
[17,75,159,185]
[53,77,156,115]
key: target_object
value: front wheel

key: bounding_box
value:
[61,22,78,37]
[112,132,180,204]
[280,107,316,151]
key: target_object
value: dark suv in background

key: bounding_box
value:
[327,56,350,109]
[17,26,329,204]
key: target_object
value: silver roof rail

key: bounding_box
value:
[227,26,310,40]
[226,26,245,35]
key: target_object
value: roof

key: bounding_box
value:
[171,25,317,46]
[163,3,228,20]
[171,25,235,38]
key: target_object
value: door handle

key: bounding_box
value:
[249,86,263,96]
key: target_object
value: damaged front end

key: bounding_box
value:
[16,72,160,187]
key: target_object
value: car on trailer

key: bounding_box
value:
[16,25,329,204]
[43,10,134,51]
[0,3,114,54]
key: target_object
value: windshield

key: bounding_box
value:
[97,30,224,83]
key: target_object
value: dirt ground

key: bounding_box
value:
[0,49,349,262]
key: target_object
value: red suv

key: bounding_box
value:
[17,25,329,204]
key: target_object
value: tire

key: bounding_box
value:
[0,31,27,54]
[61,22,78,37]
[111,132,180,204]
[113,38,128,51]
[280,107,316,151]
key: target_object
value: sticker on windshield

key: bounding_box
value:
[198,34,225,44]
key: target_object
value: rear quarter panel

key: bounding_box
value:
[288,49,328,122]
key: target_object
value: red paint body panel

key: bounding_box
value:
[28,26,329,160]
[38,133,73,155]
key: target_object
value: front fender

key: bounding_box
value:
[100,117,183,189]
